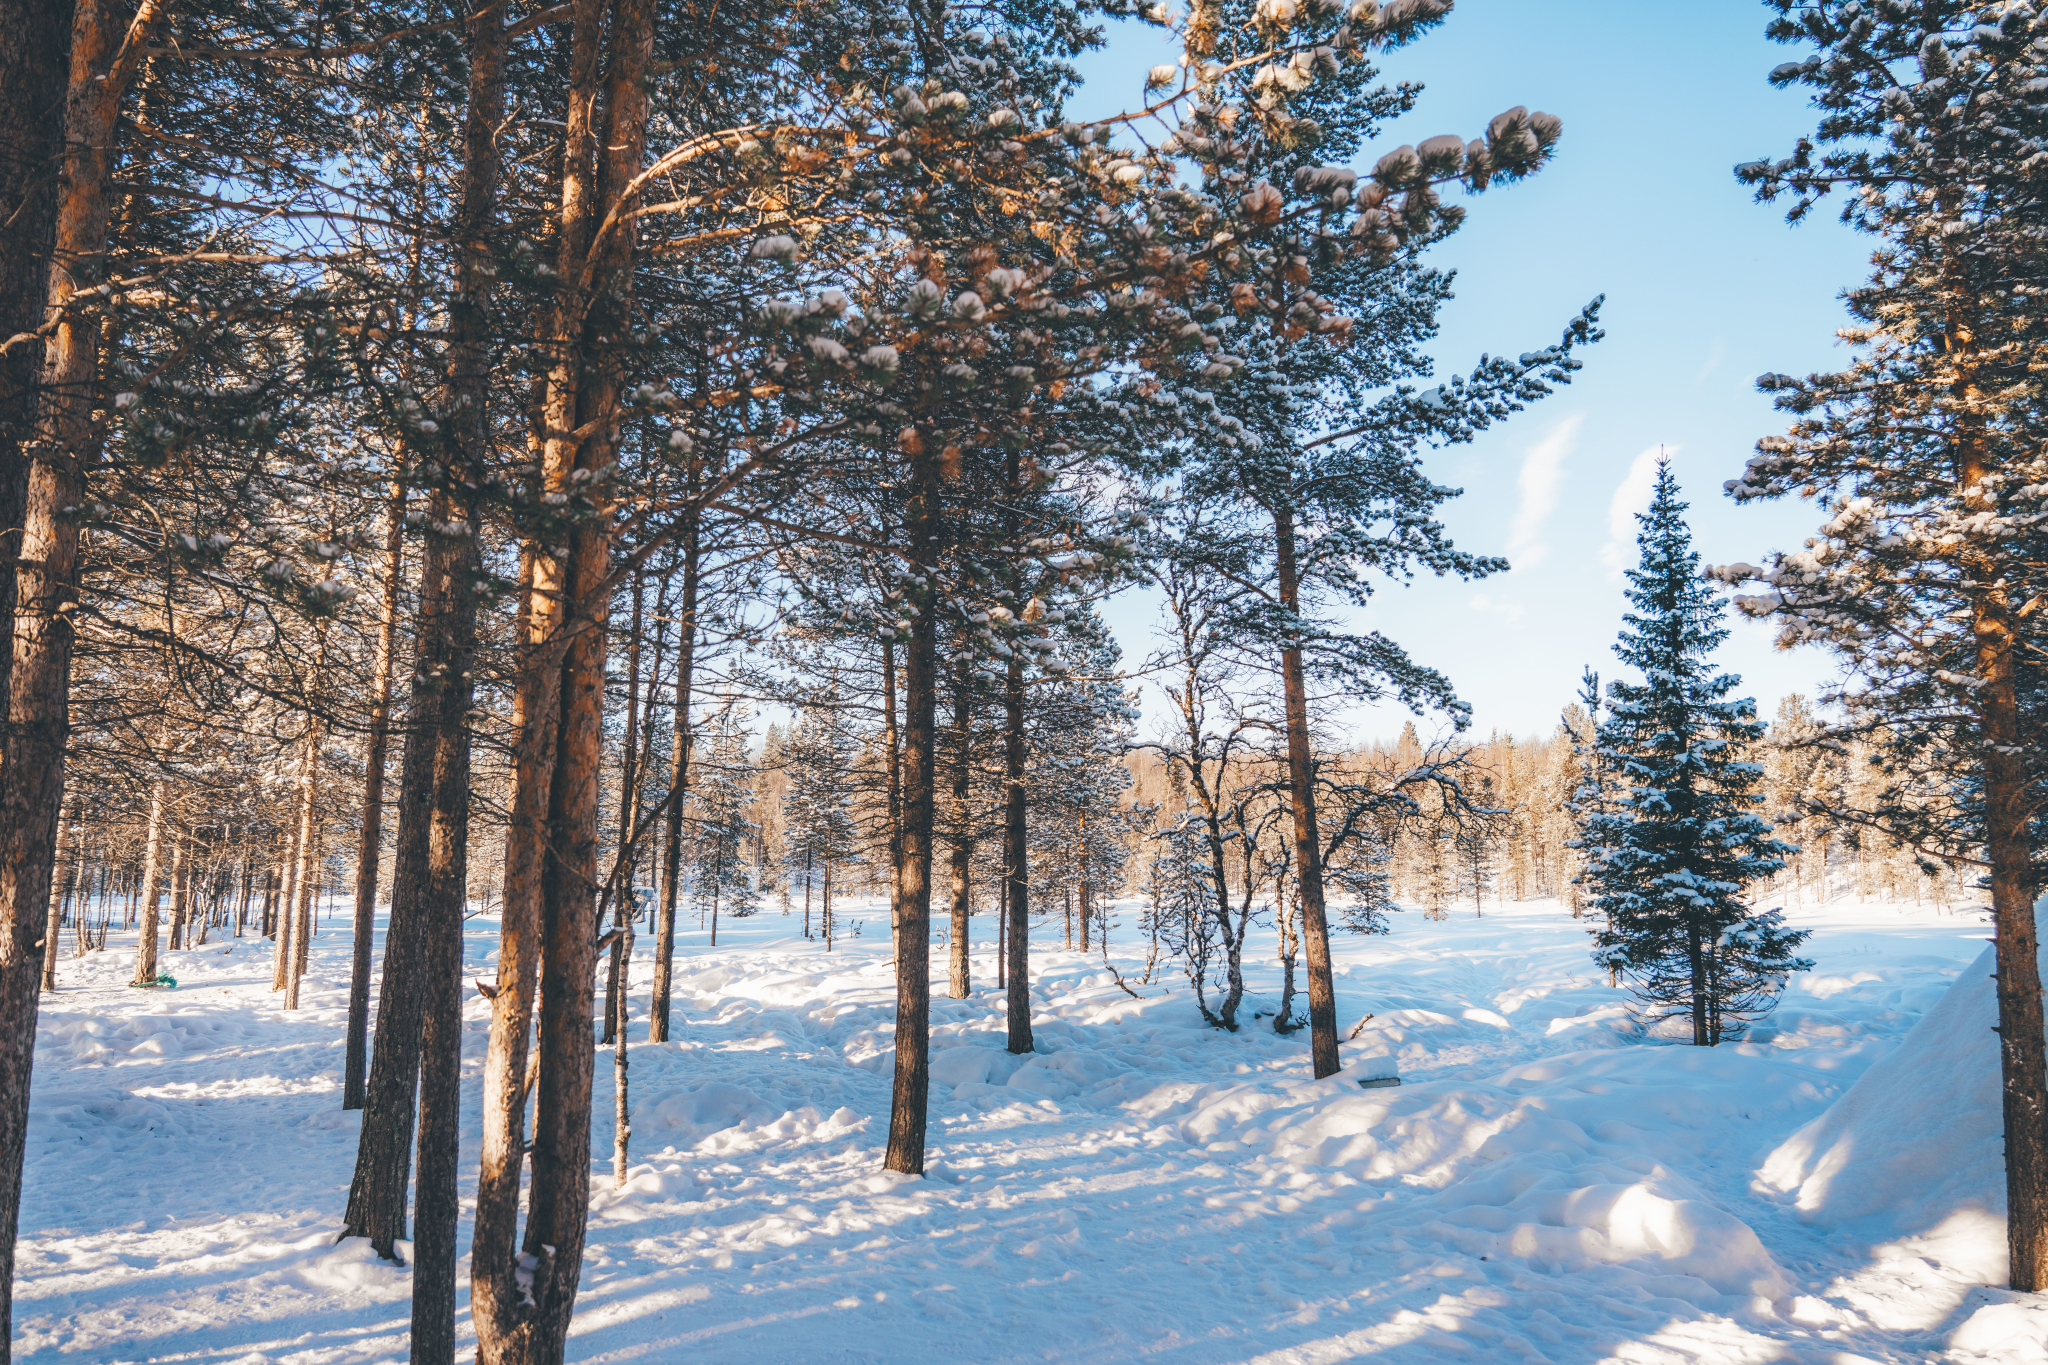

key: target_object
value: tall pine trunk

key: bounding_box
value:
[40,792,76,991]
[472,0,652,1355]
[883,638,902,945]
[884,490,938,1171]
[602,574,643,1045]
[947,653,971,998]
[283,715,321,1011]
[0,3,165,1350]
[650,513,698,1042]
[165,831,188,952]
[345,478,407,1110]
[1272,506,1340,1079]
[1001,460,1032,1056]
[342,18,501,1358]
[1959,425,2048,1290]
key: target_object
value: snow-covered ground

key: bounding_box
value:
[16,892,2045,1363]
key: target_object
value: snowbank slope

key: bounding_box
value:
[1760,936,2032,1242]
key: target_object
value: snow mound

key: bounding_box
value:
[927,1043,1024,1089]
[1950,1293,2048,1364]
[1759,937,2028,1241]
[299,1236,413,1297]
[1498,1179,1790,1299]
[636,1081,776,1148]
[632,1081,865,1158]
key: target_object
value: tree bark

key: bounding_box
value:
[272,767,304,991]
[602,573,643,1045]
[883,637,903,947]
[1002,616,1031,1053]
[408,514,479,1362]
[1272,507,1340,1079]
[132,800,171,986]
[1960,443,2048,1291]
[0,0,74,797]
[1077,821,1089,953]
[469,541,567,1354]
[165,830,188,952]
[947,652,972,998]
[344,17,500,1363]
[345,477,407,1111]
[650,514,698,1042]
[884,440,940,1176]
[473,0,652,1355]
[0,3,163,1350]
[611,923,632,1187]
[1688,924,1709,1046]
[40,791,75,991]
[284,720,321,1011]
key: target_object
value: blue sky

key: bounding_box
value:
[1073,1,1873,743]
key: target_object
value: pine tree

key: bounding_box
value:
[1577,463,1808,1045]
[1721,0,2048,1289]
[694,705,761,943]
[780,698,861,945]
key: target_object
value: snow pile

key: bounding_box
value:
[1759,938,2026,1243]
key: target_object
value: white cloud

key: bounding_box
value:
[1469,592,1526,626]
[1504,414,1582,571]
[1693,338,1727,387]
[1602,444,1675,578]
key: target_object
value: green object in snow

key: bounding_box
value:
[127,974,176,990]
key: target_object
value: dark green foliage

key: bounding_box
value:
[1576,464,1807,1044]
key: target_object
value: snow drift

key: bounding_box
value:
[1759,934,2038,1251]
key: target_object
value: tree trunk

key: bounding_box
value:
[132,778,167,984]
[650,515,698,1042]
[260,834,281,939]
[469,545,566,1351]
[345,478,407,1111]
[1272,506,1340,1079]
[235,842,253,937]
[474,0,651,1355]
[408,520,480,1363]
[347,17,501,1365]
[0,3,164,1349]
[1003,622,1032,1054]
[1002,447,1032,1055]
[603,574,643,1045]
[883,637,902,947]
[884,438,941,1178]
[1687,924,1709,1046]
[0,0,72,758]
[40,791,75,991]
[1077,823,1090,953]
[272,774,304,991]
[1964,464,2048,1290]
[165,830,188,952]
[611,923,632,1188]
[947,653,972,998]
[284,722,321,1011]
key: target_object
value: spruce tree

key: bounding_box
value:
[1577,463,1808,1045]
